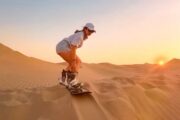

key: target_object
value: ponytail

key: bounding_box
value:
[74,28,87,40]
[74,30,81,33]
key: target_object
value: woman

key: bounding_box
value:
[56,23,96,88]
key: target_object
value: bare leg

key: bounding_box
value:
[75,55,82,71]
[58,51,83,87]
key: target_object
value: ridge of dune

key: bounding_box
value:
[0,42,54,64]
[167,58,180,65]
[166,58,180,71]
[0,43,61,90]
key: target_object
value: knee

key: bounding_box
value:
[76,57,81,64]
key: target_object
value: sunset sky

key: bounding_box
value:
[0,0,180,65]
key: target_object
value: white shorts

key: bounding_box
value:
[56,39,71,54]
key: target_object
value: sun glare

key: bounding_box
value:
[158,60,165,66]
[154,55,168,66]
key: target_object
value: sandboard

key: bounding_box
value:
[58,79,91,95]
[67,86,91,95]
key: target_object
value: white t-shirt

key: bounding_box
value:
[66,31,84,48]
[56,31,84,53]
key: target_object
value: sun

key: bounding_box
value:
[158,60,165,66]
[154,55,168,66]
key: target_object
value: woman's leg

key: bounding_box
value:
[58,52,81,72]
[75,55,82,71]
[58,51,83,87]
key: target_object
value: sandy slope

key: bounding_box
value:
[1,43,180,120]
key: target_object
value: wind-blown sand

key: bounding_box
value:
[1,43,180,120]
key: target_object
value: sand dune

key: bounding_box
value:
[1,43,180,120]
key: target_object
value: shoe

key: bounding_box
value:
[70,79,84,88]
[66,72,84,89]
[59,70,68,86]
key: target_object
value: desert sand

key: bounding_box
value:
[1,43,180,120]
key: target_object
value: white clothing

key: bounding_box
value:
[56,31,84,53]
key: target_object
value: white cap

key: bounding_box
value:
[84,23,96,32]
